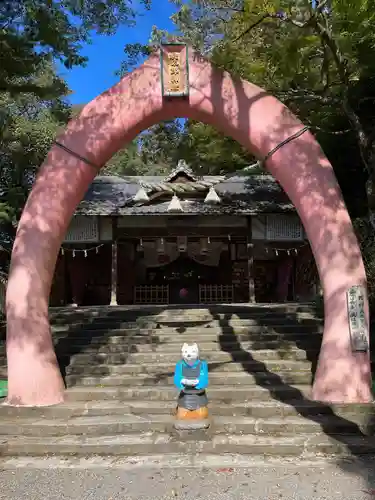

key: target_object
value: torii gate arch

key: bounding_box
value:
[5,45,371,406]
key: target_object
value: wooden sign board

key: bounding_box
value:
[160,44,189,98]
[346,285,369,352]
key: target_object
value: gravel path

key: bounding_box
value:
[1,458,375,500]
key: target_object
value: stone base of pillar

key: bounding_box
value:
[6,316,66,407]
[6,355,65,407]
[110,293,117,306]
[311,351,372,404]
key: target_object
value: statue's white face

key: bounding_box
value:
[181,343,199,365]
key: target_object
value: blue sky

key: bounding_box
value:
[59,0,177,105]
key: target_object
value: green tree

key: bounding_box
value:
[140,121,183,168]
[0,58,71,275]
[103,120,184,176]
[103,140,147,176]
[179,121,254,175]
[167,1,375,211]
[0,0,152,97]
[0,60,70,225]
[0,0,153,254]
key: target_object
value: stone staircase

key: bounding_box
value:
[0,303,375,463]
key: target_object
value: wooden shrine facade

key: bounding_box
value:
[50,162,319,306]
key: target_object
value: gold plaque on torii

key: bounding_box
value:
[160,44,189,98]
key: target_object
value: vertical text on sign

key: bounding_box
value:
[346,285,369,352]
[161,44,189,97]
[168,52,181,93]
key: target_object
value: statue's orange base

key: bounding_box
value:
[174,406,210,430]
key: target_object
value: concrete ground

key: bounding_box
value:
[1,457,375,500]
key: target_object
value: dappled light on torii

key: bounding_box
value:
[4,43,371,407]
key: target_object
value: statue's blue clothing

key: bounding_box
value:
[173,359,209,390]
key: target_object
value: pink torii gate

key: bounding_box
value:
[5,45,372,406]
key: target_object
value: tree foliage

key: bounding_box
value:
[0,59,70,231]
[164,0,375,210]
[178,121,254,174]
[0,0,152,97]
[0,0,153,266]
[103,121,185,176]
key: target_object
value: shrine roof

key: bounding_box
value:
[76,173,294,216]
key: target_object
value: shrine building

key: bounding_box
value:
[51,160,319,306]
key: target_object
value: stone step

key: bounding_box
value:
[50,331,324,347]
[1,399,372,421]
[52,339,322,356]
[0,414,369,438]
[49,304,322,321]
[0,345,322,368]
[50,320,324,332]
[49,323,324,337]
[64,384,312,402]
[1,433,373,458]
[67,341,319,353]
[65,370,314,387]
[62,349,315,365]
[0,332,322,352]
[66,360,312,377]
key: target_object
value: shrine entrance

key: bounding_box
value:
[5,43,371,406]
[150,256,211,304]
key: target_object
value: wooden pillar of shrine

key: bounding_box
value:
[246,217,256,303]
[110,217,118,306]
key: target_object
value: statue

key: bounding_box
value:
[173,342,210,429]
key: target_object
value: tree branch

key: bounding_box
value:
[310,18,371,172]
[233,14,271,42]
[276,90,338,105]
[0,82,63,98]
[316,0,330,12]
[310,125,352,135]
[232,7,371,173]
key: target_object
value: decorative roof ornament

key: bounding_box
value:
[204,186,221,204]
[134,186,150,203]
[164,159,198,183]
[168,194,184,212]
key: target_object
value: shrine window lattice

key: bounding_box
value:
[266,215,304,241]
[199,285,234,304]
[64,216,99,243]
[134,285,169,305]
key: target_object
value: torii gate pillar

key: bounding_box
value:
[5,44,371,406]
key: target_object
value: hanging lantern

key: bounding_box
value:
[136,238,144,253]
[168,194,183,212]
[200,237,210,255]
[134,186,150,203]
[84,250,87,258]
[61,248,65,256]
[157,238,166,255]
[72,250,76,258]
[177,236,187,253]
[204,186,221,204]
